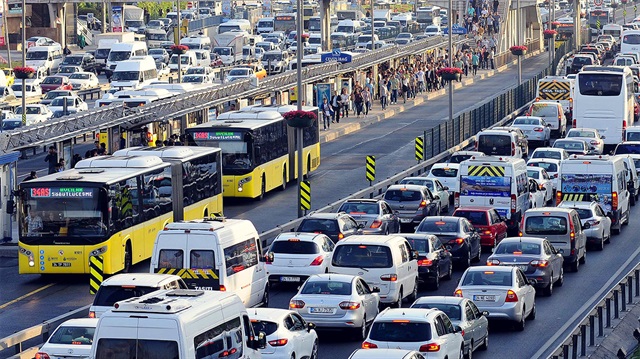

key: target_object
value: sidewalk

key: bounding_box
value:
[0,48,549,258]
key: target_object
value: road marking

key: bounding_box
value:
[0,283,56,310]
[532,243,640,358]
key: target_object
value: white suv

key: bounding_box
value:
[265,232,335,284]
[362,308,464,358]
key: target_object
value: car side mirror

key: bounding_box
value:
[307,322,316,332]
[442,186,449,190]
[582,222,591,229]
[601,135,606,139]
[434,195,440,200]
[358,223,365,229]
[371,286,381,293]
[412,250,420,260]
[445,245,452,251]
[454,325,463,333]
[547,123,552,127]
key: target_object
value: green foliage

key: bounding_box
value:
[137,1,187,19]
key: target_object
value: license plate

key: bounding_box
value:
[400,218,412,223]
[51,262,71,267]
[310,307,333,313]
[280,276,300,282]
[473,295,496,301]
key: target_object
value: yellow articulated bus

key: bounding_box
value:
[18,147,223,275]
[185,108,320,199]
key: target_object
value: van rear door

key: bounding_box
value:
[459,164,513,218]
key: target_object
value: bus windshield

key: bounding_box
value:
[20,186,107,244]
[187,131,253,173]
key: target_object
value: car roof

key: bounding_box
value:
[466,265,513,273]
[304,212,344,220]
[387,184,427,191]
[248,307,294,321]
[273,232,327,242]
[337,234,406,245]
[525,207,574,214]
[498,236,546,244]
[307,273,356,282]
[100,273,182,286]
[558,201,597,209]
[376,307,439,321]
[343,198,382,204]
[412,296,465,306]
[431,162,460,169]
[349,349,419,359]
[454,206,493,212]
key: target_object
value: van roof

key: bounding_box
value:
[101,273,184,287]
[336,234,406,245]
[113,146,220,160]
[112,289,240,315]
[163,217,252,232]
[75,155,166,169]
[461,155,523,164]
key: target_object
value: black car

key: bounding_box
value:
[61,53,98,73]
[415,216,482,269]
[402,233,453,290]
[296,212,363,243]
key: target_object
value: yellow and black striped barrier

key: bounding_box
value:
[300,180,311,211]
[89,255,104,295]
[468,165,505,177]
[366,155,375,182]
[415,137,424,161]
[562,193,586,201]
[157,268,219,280]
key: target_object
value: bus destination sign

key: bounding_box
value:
[193,131,243,141]
[30,187,95,198]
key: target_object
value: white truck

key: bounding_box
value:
[94,32,136,75]
[373,9,392,22]
[124,4,145,33]
[212,31,248,65]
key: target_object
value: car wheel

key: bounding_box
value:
[474,241,482,262]
[444,261,453,280]
[515,307,526,331]
[310,340,318,359]
[257,175,266,201]
[407,279,418,302]
[570,258,579,272]
[579,250,586,264]
[543,275,553,296]
[280,169,287,191]
[432,267,441,290]
[624,208,630,225]
[479,335,489,351]
[356,315,367,340]
[595,235,604,251]
[384,226,390,235]
[556,267,564,287]
[631,193,636,206]
[605,230,611,244]
[394,290,403,308]
[462,249,471,269]
[465,343,473,359]
[528,302,536,320]
[261,284,270,307]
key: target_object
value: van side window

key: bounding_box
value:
[194,316,243,359]
[190,250,215,269]
[223,238,259,276]
[399,244,408,262]
[158,249,183,269]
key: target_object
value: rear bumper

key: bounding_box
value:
[478,302,521,322]
[299,311,365,328]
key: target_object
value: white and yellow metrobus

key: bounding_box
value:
[18,147,222,275]
[185,108,320,199]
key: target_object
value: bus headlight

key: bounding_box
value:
[90,246,108,257]
[28,255,35,267]
[238,176,253,192]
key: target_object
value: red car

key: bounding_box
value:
[452,207,508,248]
[40,75,71,93]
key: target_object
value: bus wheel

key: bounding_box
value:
[280,168,287,191]
[123,242,132,273]
[257,176,266,201]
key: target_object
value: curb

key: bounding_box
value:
[0,245,17,259]
[320,49,542,144]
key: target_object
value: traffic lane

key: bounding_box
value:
[225,53,551,231]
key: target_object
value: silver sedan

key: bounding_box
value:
[289,274,380,340]
[565,128,606,155]
[400,177,452,212]
[337,199,400,235]
[558,201,612,250]
[511,116,551,146]
[411,296,489,358]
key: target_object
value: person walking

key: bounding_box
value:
[319,97,333,130]
[362,87,372,115]
[472,51,480,75]
[340,87,350,118]
[380,78,389,110]
[44,146,58,174]
[389,75,399,104]
[353,87,364,117]
[331,90,341,123]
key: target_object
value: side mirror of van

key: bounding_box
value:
[411,250,420,260]
[307,322,316,332]
[249,331,267,350]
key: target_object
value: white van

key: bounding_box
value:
[169,51,197,73]
[91,289,265,359]
[218,19,252,34]
[192,49,211,67]
[557,155,631,234]
[150,217,269,308]
[180,35,212,50]
[456,156,530,234]
[476,128,525,158]
[329,235,419,307]
[256,17,275,34]
[106,41,148,74]
[111,56,158,89]
[25,45,63,74]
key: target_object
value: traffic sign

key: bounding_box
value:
[321,49,353,63]
[624,9,628,15]
[89,255,104,295]
[596,19,601,29]
[366,155,375,182]
[300,181,311,211]
[443,24,469,35]
[594,0,603,6]
[415,137,424,161]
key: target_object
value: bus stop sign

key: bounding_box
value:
[321,49,352,63]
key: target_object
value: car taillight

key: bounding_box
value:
[268,339,288,347]
[530,260,549,267]
[506,289,519,302]
[290,300,305,309]
[265,253,273,264]
[380,274,398,281]
[454,289,463,297]
[590,140,599,145]
[454,192,460,208]
[362,341,378,349]
[534,127,544,132]
[556,191,562,206]
[418,259,433,266]
[554,173,558,178]
[219,285,226,292]
[538,184,545,191]
[418,200,427,209]
[612,191,618,211]
[623,120,628,130]
[339,301,361,310]
[572,118,577,127]
[89,311,96,318]
[453,237,464,245]
[219,348,238,357]
[511,194,517,213]
[338,233,345,240]
[310,255,324,266]
[419,343,441,352]
[370,219,382,229]
[35,353,50,359]
[511,142,516,156]
[487,259,500,265]
[484,229,492,235]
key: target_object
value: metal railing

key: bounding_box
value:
[187,16,224,33]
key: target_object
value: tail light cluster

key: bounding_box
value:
[511,194,517,213]
[370,219,382,229]
[289,300,305,309]
[511,142,516,156]
[310,255,324,266]
[454,289,463,297]
[219,348,238,357]
[533,127,544,132]
[339,301,361,310]
[362,341,378,349]
[268,339,288,347]
[419,343,441,352]
[380,274,398,281]
[505,289,519,302]
[35,353,50,359]
[530,260,549,267]
[418,200,428,209]
[612,192,618,211]
[418,258,433,266]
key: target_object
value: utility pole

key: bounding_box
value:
[296,0,304,218]
[177,0,182,83]
[21,0,26,126]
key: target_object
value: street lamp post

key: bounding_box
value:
[177,0,182,83]
[448,0,453,124]
[296,0,304,218]
[21,0,26,126]
[517,0,522,84]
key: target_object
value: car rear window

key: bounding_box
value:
[93,286,160,307]
[406,238,429,253]
[430,167,458,177]
[532,150,561,160]
[369,321,431,342]
[530,105,558,117]
[453,210,488,226]
[250,320,278,336]
[614,144,640,154]
[449,155,472,163]
[462,270,513,286]
[527,170,540,179]
[301,280,352,295]
[332,244,392,268]
[626,132,640,141]
[478,134,512,155]
[298,219,339,234]
[411,303,461,320]
[494,241,541,255]
[49,326,96,345]
[528,161,558,173]
[339,202,379,215]
[384,189,422,201]
[572,208,593,219]
[524,215,568,235]
[400,178,433,190]
[416,219,459,233]
[271,240,319,254]
[567,130,595,138]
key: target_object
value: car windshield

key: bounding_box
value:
[332,244,392,268]
[42,77,62,84]
[568,130,596,138]
[530,105,558,117]
[26,51,48,60]
[229,69,250,76]
[63,57,83,65]
[49,325,95,345]
[532,150,562,160]
[454,210,488,225]
[45,91,68,100]
[301,280,352,295]
[213,48,231,56]
[271,240,319,254]
[112,71,139,81]
[416,219,459,233]
[16,107,41,115]
[614,144,640,154]
[182,75,203,83]
[59,67,77,73]
[369,321,431,342]
[93,285,160,307]
[108,51,131,62]
[70,73,90,80]
[411,303,461,320]
[494,241,541,254]
[430,167,458,177]
[339,202,379,214]
[250,320,278,336]
[524,215,568,235]
[2,120,21,130]
[149,49,165,55]
[263,53,282,61]
[188,68,205,74]
[51,98,74,106]
[384,189,422,202]
[462,270,513,286]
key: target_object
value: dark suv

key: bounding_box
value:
[296,212,363,243]
[61,53,98,73]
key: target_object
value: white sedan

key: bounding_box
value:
[565,128,606,154]
[527,166,554,204]
[35,318,97,359]
[511,116,551,146]
[15,104,52,125]
[249,308,318,359]
[399,176,452,211]
[12,81,42,98]
[48,96,89,113]
[225,67,257,83]
[265,232,334,284]
[68,72,100,90]
[182,74,212,84]
[455,266,536,331]
[426,163,460,199]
